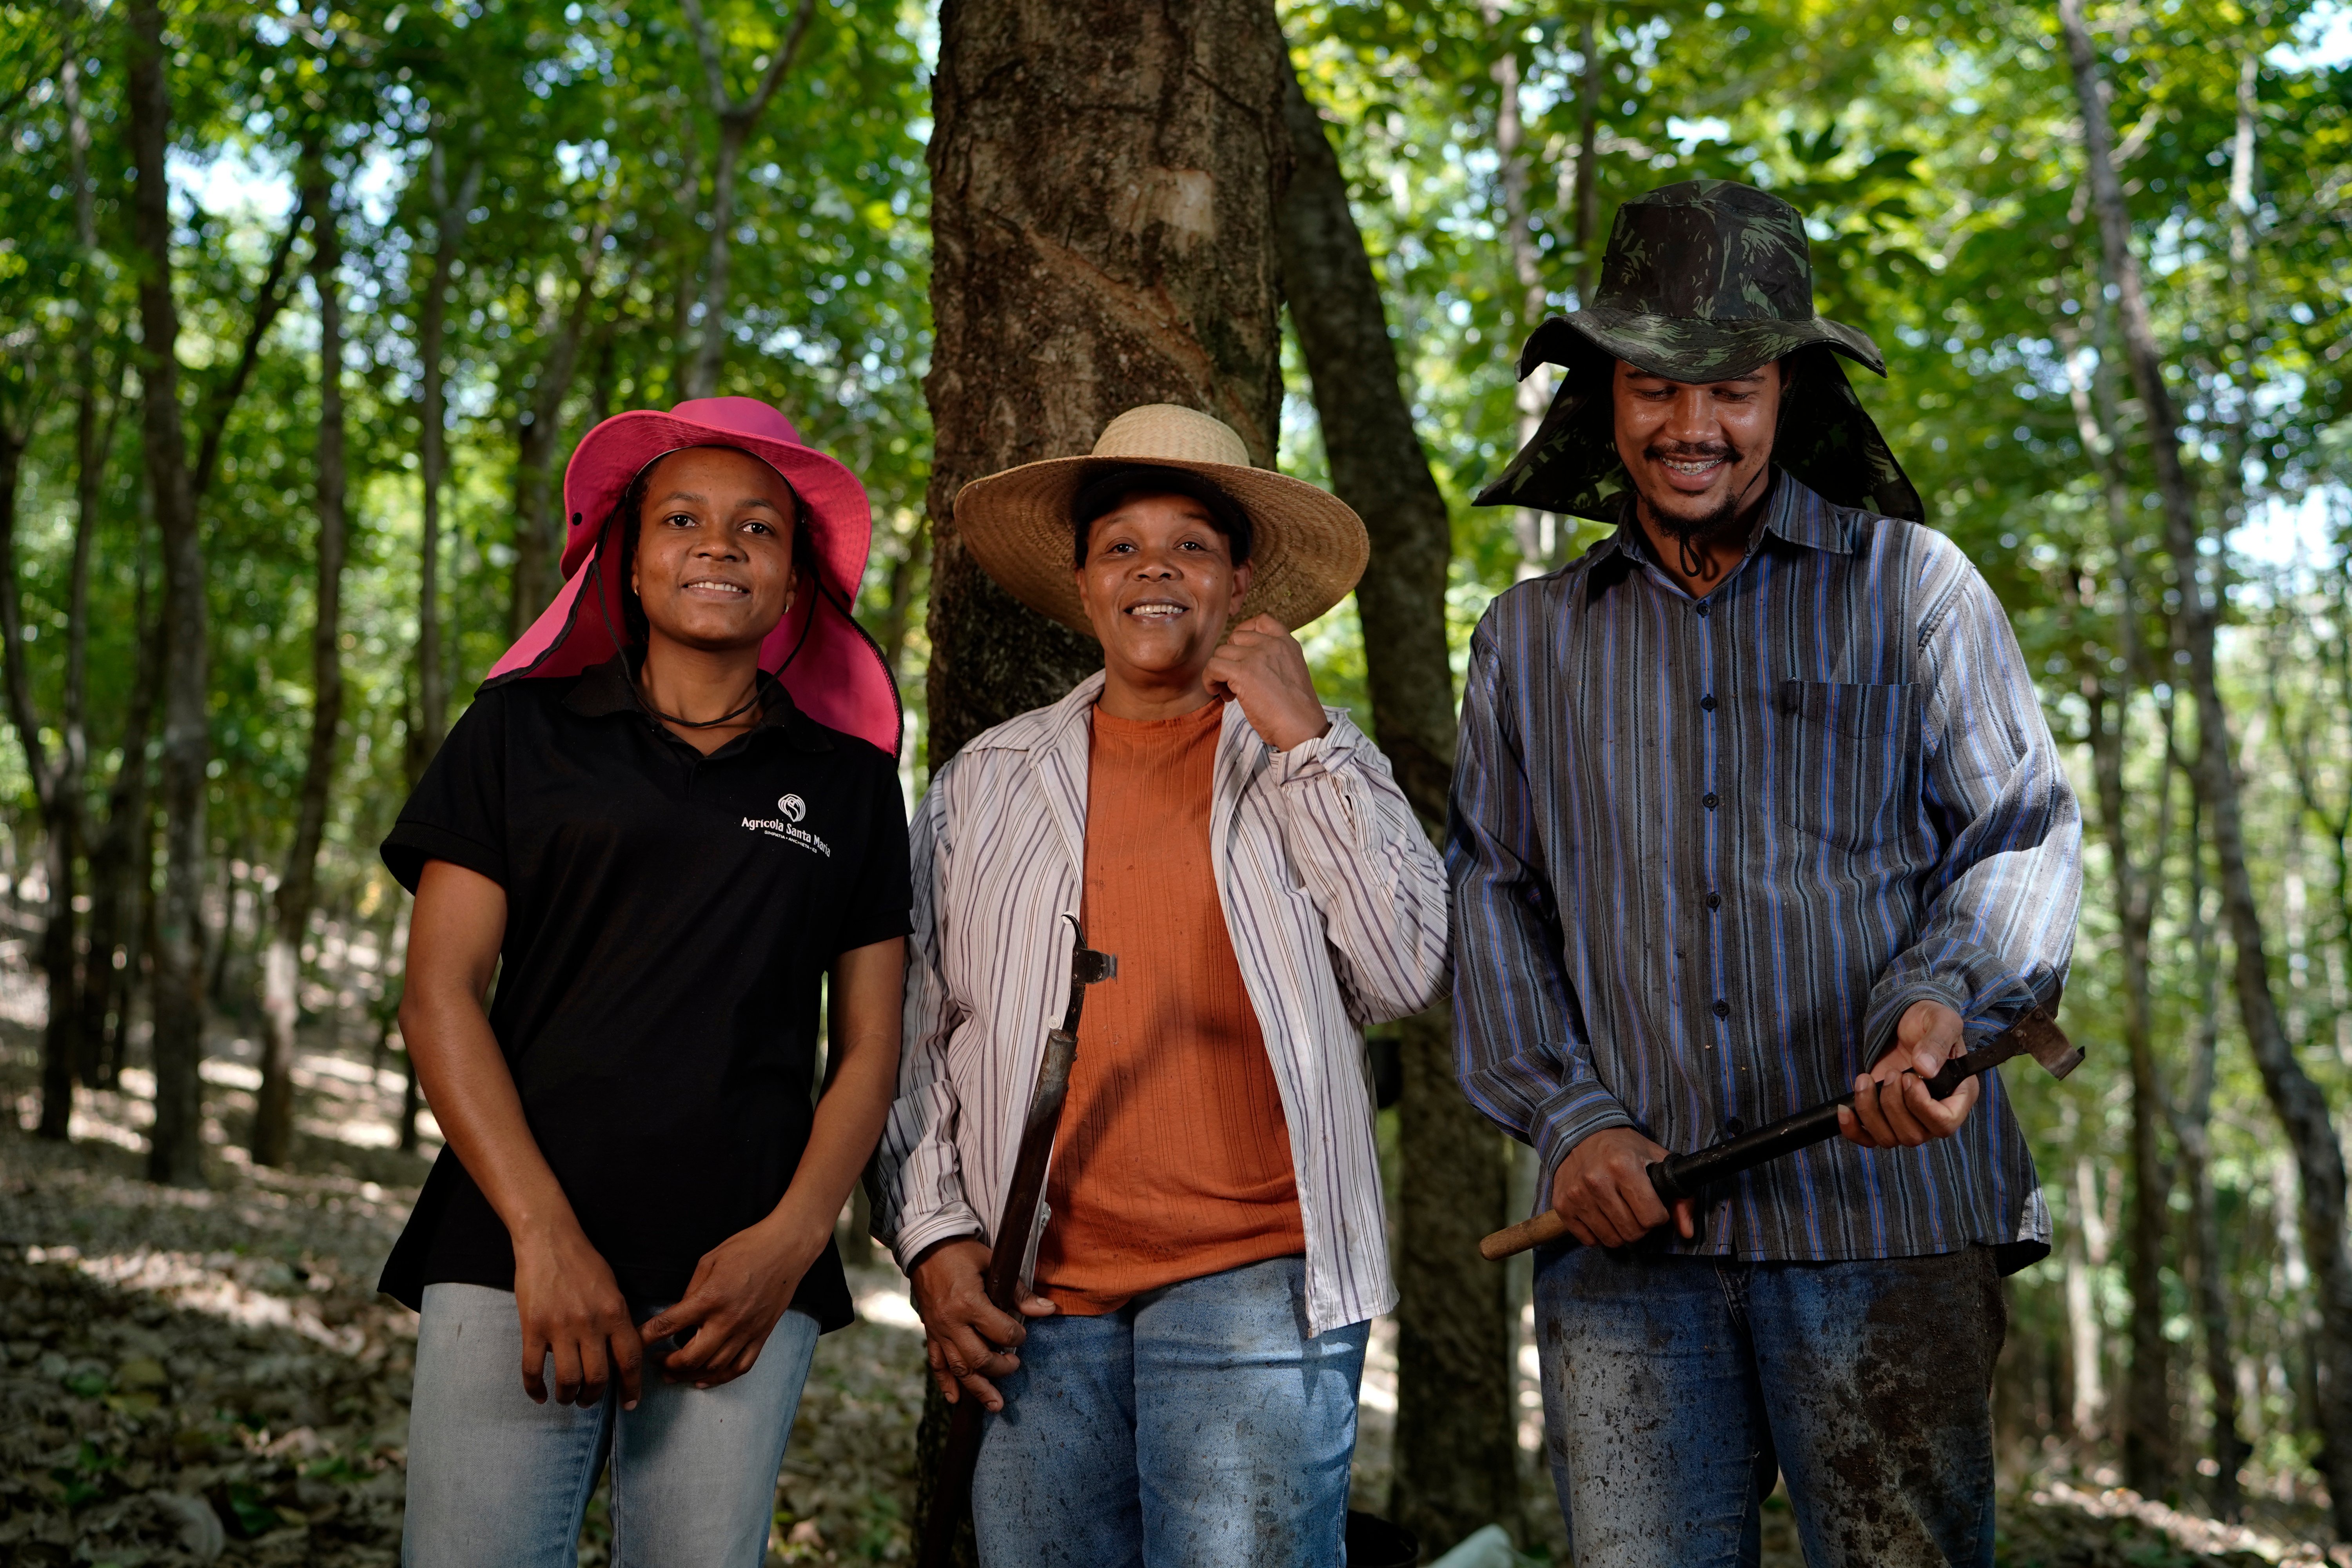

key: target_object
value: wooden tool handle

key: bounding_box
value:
[1479,1209,1570,1261]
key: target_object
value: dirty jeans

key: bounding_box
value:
[401,1282,819,1568]
[969,1254,1367,1568]
[1534,1242,2003,1568]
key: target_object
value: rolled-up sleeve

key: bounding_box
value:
[1446,615,1633,1197]
[870,768,983,1266]
[1864,547,2082,1058]
[1268,711,1451,1026]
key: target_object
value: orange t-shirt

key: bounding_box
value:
[1033,699,1308,1314]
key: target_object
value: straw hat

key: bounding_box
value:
[953,405,1370,636]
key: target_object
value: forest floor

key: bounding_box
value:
[0,980,2348,1565]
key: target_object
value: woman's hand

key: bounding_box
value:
[908,1238,1056,1411]
[635,1214,829,1389]
[511,1222,646,1408]
[1204,614,1331,752]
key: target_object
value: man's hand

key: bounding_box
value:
[1203,614,1331,752]
[1552,1127,1696,1249]
[1840,998,1978,1149]
[511,1222,645,1410]
[635,1212,828,1391]
[907,1238,1056,1412]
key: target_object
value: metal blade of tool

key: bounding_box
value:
[1477,1006,2078,1262]
[918,918,1117,1568]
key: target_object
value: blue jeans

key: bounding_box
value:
[402,1283,820,1568]
[1534,1242,2003,1568]
[970,1255,1367,1568]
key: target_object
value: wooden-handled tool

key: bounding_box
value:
[918,917,1116,1568]
[1478,1006,2082,1262]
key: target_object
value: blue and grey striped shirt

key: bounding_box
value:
[1447,473,2080,1268]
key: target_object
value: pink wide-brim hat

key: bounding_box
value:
[483,397,901,757]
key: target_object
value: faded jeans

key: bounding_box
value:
[402,1282,819,1568]
[969,1254,1367,1568]
[1534,1241,2004,1568]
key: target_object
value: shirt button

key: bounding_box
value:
[1724,1117,1747,1138]
[1707,891,1723,911]
[1700,695,1717,712]
[1696,600,1712,617]
[1703,792,1719,809]
[1712,1000,1731,1020]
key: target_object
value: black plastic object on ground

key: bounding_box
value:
[1347,1509,1422,1567]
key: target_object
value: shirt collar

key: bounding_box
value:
[564,652,833,752]
[1590,469,1853,599]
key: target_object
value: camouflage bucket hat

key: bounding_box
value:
[1475,179,1924,523]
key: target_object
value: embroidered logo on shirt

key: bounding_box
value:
[744,795,830,857]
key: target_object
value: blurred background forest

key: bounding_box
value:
[3,0,2352,1563]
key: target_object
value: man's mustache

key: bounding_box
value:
[1644,439,1744,465]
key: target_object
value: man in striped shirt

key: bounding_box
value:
[1453,181,2081,1566]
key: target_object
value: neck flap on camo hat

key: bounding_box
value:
[482,396,902,758]
[1474,178,1925,525]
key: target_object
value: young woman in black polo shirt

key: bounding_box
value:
[382,398,910,1568]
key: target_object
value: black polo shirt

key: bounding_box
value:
[377,654,910,1331]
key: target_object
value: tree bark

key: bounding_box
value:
[922,0,1291,766]
[253,161,349,1169]
[914,2,1293,1555]
[2059,0,2352,1534]
[409,138,483,780]
[1277,62,1515,1551]
[125,0,209,1188]
[676,0,818,400]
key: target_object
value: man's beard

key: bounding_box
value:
[1643,438,1753,583]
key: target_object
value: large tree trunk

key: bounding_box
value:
[921,0,1291,765]
[253,161,349,1169]
[1277,64,1516,1553]
[2059,0,2352,1534]
[915,2,1293,1556]
[409,139,482,779]
[125,0,210,1188]
[676,0,818,400]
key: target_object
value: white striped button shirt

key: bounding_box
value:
[1449,474,2081,1269]
[875,672,1450,1336]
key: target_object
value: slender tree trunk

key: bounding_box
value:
[873,515,928,688]
[2063,322,2174,1493]
[2174,800,2245,1517]
[1570,12,1604,305]
[508,233,605,639]
[82,575,160,1089]
[1485,3,1553,579]
[254,162,349,1169]
[60,43,101,1089]
[915,5,1292,1556]
[410,139,483,779]
[126,0,209,1187]
[1278,63,1515,1552]
[2061,0,2352,1533]
[677,0,818,399]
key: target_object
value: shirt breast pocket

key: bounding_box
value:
[1775,680,1923,854]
